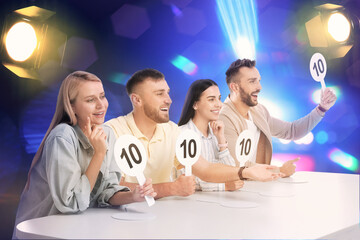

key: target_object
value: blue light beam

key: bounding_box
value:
[216,0,259,60]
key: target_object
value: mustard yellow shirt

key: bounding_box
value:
[105,112,180,184]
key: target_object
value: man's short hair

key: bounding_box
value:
[126,68,165,95]
[225,59,256,84]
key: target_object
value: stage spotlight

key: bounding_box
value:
[5,22,37,62]
[327,13,351,42]
[0,6,66,79]
[305,3,356,58]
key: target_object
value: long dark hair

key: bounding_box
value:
[178,79,218,126]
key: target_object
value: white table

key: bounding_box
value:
[16,171,359,239]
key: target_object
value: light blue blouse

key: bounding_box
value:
[15,123,128,226]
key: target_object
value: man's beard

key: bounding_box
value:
[239,86,259,107]
[143,102,170,123]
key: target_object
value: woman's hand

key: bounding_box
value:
[209,120,227,148]
[83,117,107,156]
[225,180,244,191]
[82,117,108,190]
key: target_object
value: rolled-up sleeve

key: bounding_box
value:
[97,126,129,207]
[218,149,236,166]
[198,149,233,192]
[199,180,225,192]
[97,164,129,207]
[44,136,91,213]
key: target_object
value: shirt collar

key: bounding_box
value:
[247,111,254,121]
[188,118,212,140]
[74,124,92,149]
[152,124,164,142]
[126,112,164,142]
[225,96,253,122]
[74,124,109,152]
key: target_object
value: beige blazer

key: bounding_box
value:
[219,96,324,166]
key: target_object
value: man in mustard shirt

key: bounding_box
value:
[106,68,282,198]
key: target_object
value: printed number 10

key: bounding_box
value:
[180,139,197,158]
[239,138,251,156]
[313,59,324,77]
[120,143,142,169]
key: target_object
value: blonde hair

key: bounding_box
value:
[25,71,101,189]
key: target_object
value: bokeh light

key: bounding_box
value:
[109,72,131,85]
[315,130,328,144]
[279,139,291,144]
[170,4,182,16]
[171,55,198,75]
[272,153,315,171]
[294,132,314,145]
[311,86,341,104]
[328,148,359,172]
[259,98,283,119]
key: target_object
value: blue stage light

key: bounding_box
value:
[109,72,131,85]
[171,55,198,75]
[329,148,359,172]
[315,130,329,144]
[170,4,182,17]
[216,0,259,59]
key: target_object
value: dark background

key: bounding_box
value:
[1,0,359,239]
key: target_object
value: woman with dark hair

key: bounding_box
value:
[178,79,243,191]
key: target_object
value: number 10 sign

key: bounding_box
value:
[310,52,327,91]
[235,130,256,166]
[114,134,155,207]
[175,129,201,176]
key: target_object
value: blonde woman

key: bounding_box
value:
[14,71,156,230]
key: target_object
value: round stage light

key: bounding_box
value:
[235,37,256,60]
[327,13,351,42]
[5,22,37,62]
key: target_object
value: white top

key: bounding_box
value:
[180,119,235,191]
[16,171,360,239]
[245,111,260,163]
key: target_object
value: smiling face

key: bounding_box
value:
[71,81,108,127]
[193,85,222,122]
[136,78,172,123]
[234,66,261,106]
